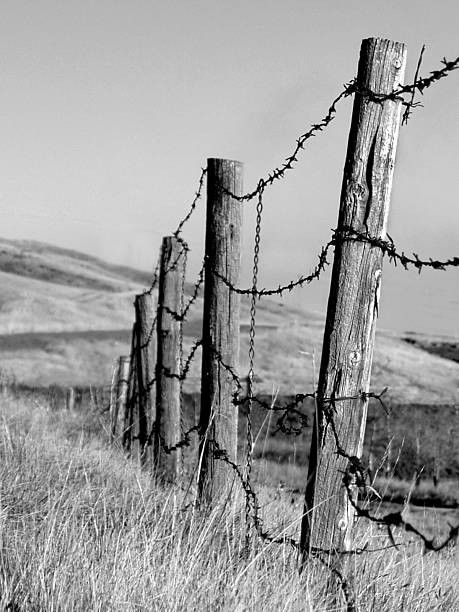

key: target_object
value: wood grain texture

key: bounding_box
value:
[198,158,243,503]
[154,236,186,482]
[66,387,75,412]
[111,355,130,443]
[134,292,156,465]
[123,323,137,453]
[301,38,407,556]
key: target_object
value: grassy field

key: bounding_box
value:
[0,391,457,611]
[1,237,458,610]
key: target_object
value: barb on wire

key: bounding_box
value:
[213,238,333,296]
[144,259,160,295]
[140,314,157,350]
[181,260,206,320]
[360,54,459,107]
[208,346,244,397]
[402,44,426,125]
[147,423,200,454]
[212,226,458,299]
[173,168,207,238]
[345,475,459,553]
[151,339,202,384]
[181,339,203,381]
[319,393,459,555]
[335,227,459,272]
[162,260,206,322]
[224,86,354,203]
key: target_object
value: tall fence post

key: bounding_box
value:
[134,292,157,465]
[154,236,187,481]
[301,38,406,559]
[111,355,130,444]
[198,158,243,503]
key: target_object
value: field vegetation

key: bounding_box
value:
[0,238,458,610]
[0,390,457,611]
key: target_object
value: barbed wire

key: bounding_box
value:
[144,259,160,295]
[173,168,207,238]
[159,260,205,323]
[318,394,459,554]
[180,339,203,381]
[361,55,459,105]
[212,228,458,298]
[336,227,459,272]
[115,46,459,592]
[402,45,426,125]
[220,54,459,204]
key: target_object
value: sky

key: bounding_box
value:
[1,0,458,336]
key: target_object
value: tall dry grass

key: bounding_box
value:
[0,391,457,611]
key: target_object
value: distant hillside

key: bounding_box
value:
[403,332,459,364]
[0,237,458,404]
[0,237,153,291]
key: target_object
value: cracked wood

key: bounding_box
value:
[301,37,407,557]
[198,158,243,503]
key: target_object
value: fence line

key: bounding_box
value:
[110,36,458,609]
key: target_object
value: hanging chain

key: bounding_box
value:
[245,185,264,533]
[179,246,188,478]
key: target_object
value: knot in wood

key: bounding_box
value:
[348,350,361,367]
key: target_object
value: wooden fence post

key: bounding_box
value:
[66,387,75,411]
[198,158,243,503]
[134,292,157,465]
[301,38,406,559]
[154,236,186,481]
[111,355,130,444]
[123,324,138,453]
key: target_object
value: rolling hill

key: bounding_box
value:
[0,237,458,404]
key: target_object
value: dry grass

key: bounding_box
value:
[0,392,457,611]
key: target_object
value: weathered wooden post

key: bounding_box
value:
[122,324,138,453]
[198,158,243,503]
[154,236,186,481]
[111,355,130,444]
[301,38,406,560]
[66,387,75,411]
[134,292,157,465]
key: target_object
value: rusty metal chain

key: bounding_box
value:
[178,247,188,456]
[245,187,264,539]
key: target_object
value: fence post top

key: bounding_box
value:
[360,36,406,55]
[362,36,405,47]
[207,158,243,168]
[161,235,188,247]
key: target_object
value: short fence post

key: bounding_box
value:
[66,387,75,411]
[154,236,187,481]
[198,158,243,503]
[123,324,138,453]
[134,292,157,465]
[111,355,130,444]
[301,38,407,560]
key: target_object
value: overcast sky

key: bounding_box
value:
[1,1,458,336]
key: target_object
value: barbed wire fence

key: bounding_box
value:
[108,37,458,610]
